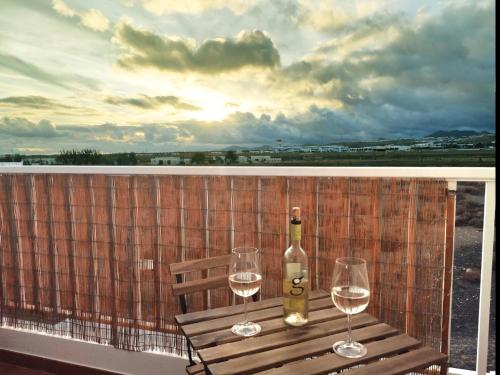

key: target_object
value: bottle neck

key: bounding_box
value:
[290,222,301,247]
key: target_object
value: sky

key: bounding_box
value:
[0,0,495,154]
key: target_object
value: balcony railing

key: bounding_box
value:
[0,166,495,375]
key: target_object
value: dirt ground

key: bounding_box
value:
[450,183,495,371]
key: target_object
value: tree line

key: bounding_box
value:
[54,149,138,165]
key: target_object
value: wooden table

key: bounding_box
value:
[175,290,448,375]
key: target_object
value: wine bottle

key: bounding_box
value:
[283,207,309,326]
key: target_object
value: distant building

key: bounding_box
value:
[0,162,23,166]
[24,157,56,165]
[348,145,410,152]
[249,155,282,163]
[412,142,436,149]
[317,145,349,152]
[151,156,181,165]
[395,145,411,151]
[272,144,349,153]
[210,155,226,162]
[237,155,249,164]
[250,155,271,163]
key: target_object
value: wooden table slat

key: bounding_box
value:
[182,297,334,337]
[190,305,345,349]
[186,363,206,375]
[340,347,447,375]
[198,313,378,364]
[207,323,398,375]
[255,334,421,375]
[176,290,329,325]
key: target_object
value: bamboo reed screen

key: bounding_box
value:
[0,174,454,358]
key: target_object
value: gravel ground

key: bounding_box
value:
[451,226,496,371]
[450,183,496,371]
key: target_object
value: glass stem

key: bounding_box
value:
[243,296,248,324]
[346,313,353,344]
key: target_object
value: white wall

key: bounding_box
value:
[0,327,188,375]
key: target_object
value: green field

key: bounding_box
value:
[274,149,496,167]
[4,147,495,167]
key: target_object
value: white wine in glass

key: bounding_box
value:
[229,247,262,337]
[331,257,370,358]
[229,272,262,297]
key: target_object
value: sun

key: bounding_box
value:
[187,88,236,122]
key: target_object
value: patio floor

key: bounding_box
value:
[0,349,122,375]
[0,362,53,375]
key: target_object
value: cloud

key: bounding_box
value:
[105,94,201,111]
[0,53,71,89]
[52,0,76,17]
[114,21,280,74]
[298,1,400,36]
[0,52,100,90]
[1,97,494,155]
[135,0,256,15]
[51,0,110,32]
[1,0,495,154]
[313,11,403,54]
[80,9,110,32]
[3,111,344,152]
[0,96,72,109]
[0,117,61,138]
[276,1,495,130]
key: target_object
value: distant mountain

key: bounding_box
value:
[253,145,273,151]
[427,130,492,138]
[219,144,273,151]
[219,145,248,151]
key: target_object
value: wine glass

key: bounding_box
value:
[228,247,262,337]
[331,257,370,358]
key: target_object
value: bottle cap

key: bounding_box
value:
[292,207,301,221]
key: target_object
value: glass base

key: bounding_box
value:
[231,321,261,337]
[333,340,367,358]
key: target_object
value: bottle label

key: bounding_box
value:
[290,275,305,296]
[290,223,301,241]
[286,263,306,296]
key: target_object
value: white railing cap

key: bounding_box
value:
[0,166,495,182]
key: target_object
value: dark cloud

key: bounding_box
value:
[280,60,313,80]
[114,21,281,73]
[277,2,495,135]
[0,117,62,138]
[0,93,494,155]
[0,109,363,153]
[105,94,201,111]
[314,11,403,44]
[0,96,73,109]
[176,107,370,145]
